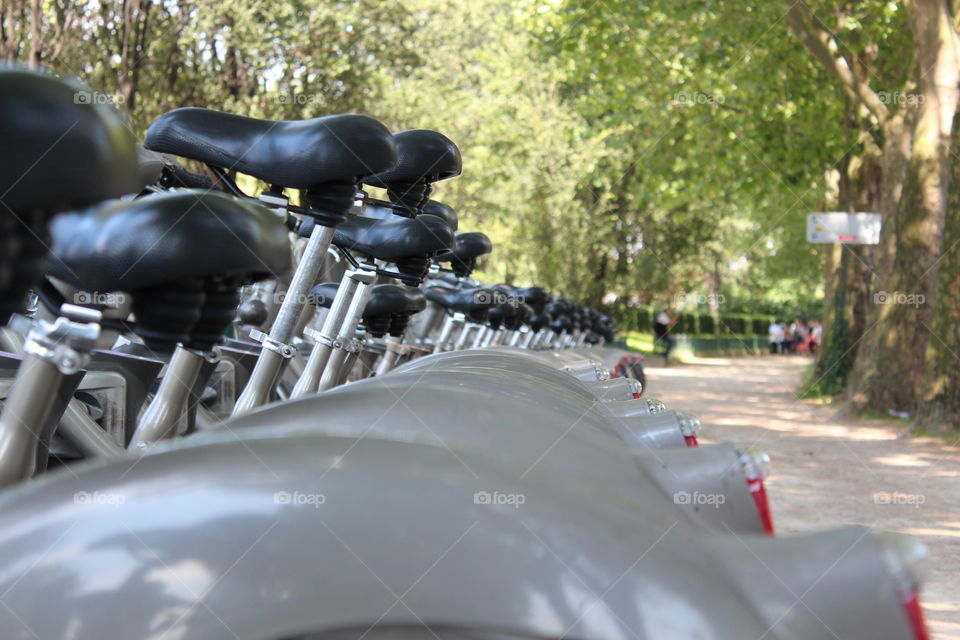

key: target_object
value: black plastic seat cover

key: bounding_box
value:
[504,303,533,330]
[436,232,492,263]
[309,282,340,309]
[309,282,426,318]
[422,200,458,231]
[364,130,461,186]
[364,284,426,318]
[424,286,497,314]
[513,286,548,311]
[527,310,552,332]
[486,302,518,329]
[364,199,458,231]
[331,214,454,261]
[48,191,291,292]
[1,68,138,213]
[550,314,573,333]
[145,108,396,187]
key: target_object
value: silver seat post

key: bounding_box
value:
[452,322,476,351]
[375,334,405,376]
[522,328,540,349]
[540,329,556,349]
[289,266,370,399]
[470,325,490,349]
[317,277,377,392]
[129,345,218,451]
[412,302,444,345]
[431,313,460,352]
[337,330,365,385]
[232,223,336,416]
[0,306,100,489]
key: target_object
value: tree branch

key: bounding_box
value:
[784,0,889,125]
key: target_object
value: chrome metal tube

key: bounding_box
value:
[432,315,457,353]
[471,326,490,349]
[453,323,476,351]
[317,281,374,392]
[290,275,359,398]
[375,335,403,376]
[233,224,336,415]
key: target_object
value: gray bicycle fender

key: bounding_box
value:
[631,443,764,533]
[0,431,913,640]
[391,349,608,401]
[230,373,755,533]
[612,409,688,449]
[229,374,706,528]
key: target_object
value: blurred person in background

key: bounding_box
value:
[791,318,809,354]
[654,307,677,362]
[769,319,785,355]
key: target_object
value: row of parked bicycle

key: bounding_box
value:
[0,66,930,639]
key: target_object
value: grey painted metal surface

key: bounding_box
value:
[613,409,689,450]
[393,349,620,403]
[0,431,914,640]
[0,356,64,486]
[228,370,756,533]
[129,346,205,450]
[342,365,652,446]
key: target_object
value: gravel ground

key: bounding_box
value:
[644,355,960,640]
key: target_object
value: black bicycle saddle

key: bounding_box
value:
[48,191,290,293]
[145,108,396,188]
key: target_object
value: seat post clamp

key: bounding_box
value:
[248,328,297,359]
[303,327,337,349]
[17,304,103,375]
[346,265,378,284]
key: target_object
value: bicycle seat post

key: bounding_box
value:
[291,262,376,398]
[316,268,380,392]
[234,221,338,413]
[432,312,464,353]
[0,306,102,487]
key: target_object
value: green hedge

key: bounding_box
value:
[636,307,653,333]
[606,305,774,338]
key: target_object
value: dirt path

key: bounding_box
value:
[645,355,960,640]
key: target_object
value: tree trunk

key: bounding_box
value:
[848,0,960,413]
[847,150,882,350]
[27,0,41,67]
[915,109,960,431]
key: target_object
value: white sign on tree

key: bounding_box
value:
[807,212,882,244]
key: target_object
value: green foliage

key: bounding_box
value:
[4,0,844,313]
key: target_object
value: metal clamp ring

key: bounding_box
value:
[249,329,297,359]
